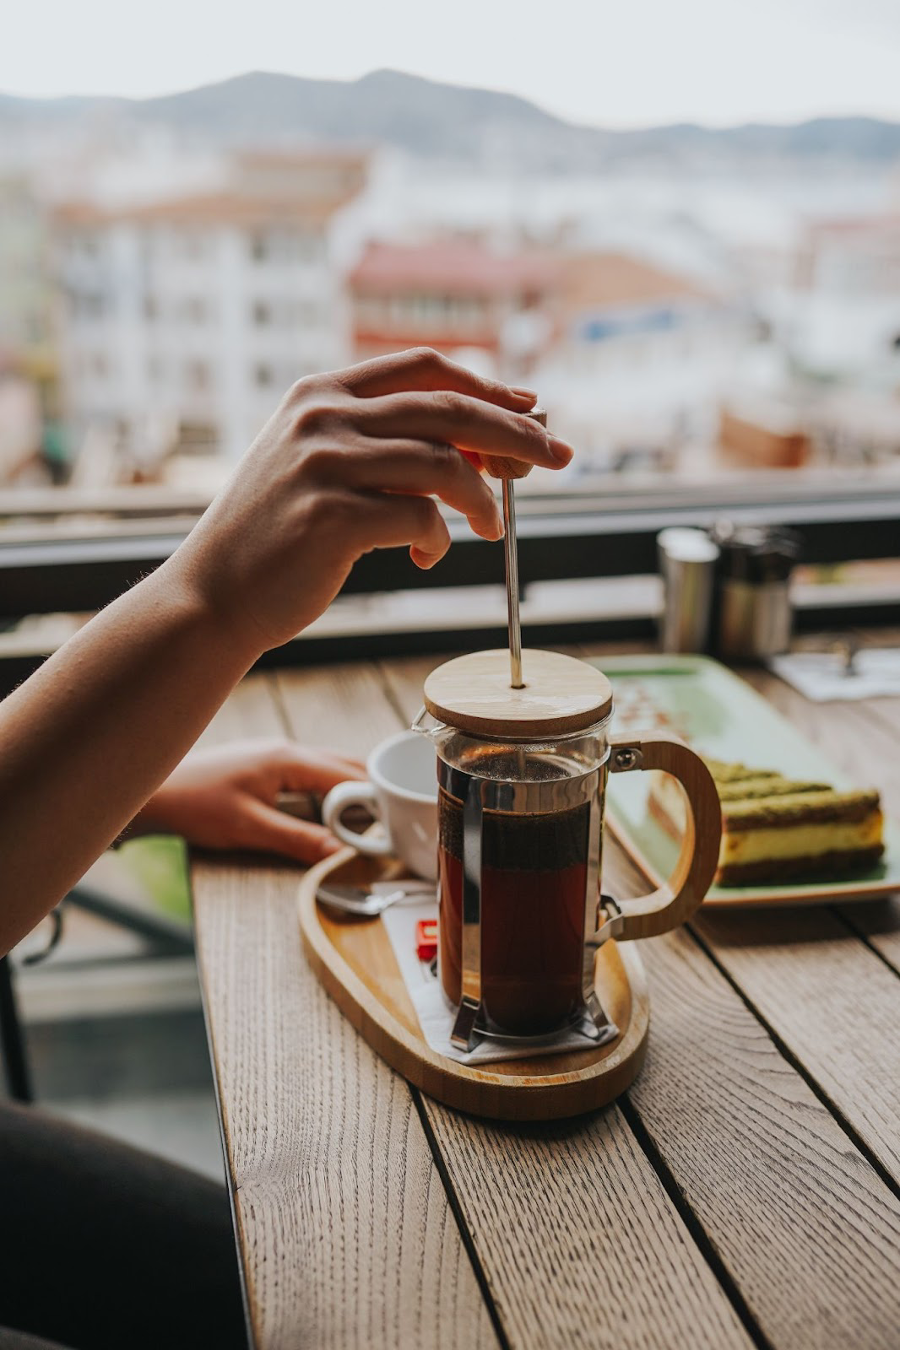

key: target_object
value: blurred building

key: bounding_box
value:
[0,176,56,366]
[0,363,45,483]
[348,238,557,377]
[785,213,900,381]
[53,150,369,471]
[0,176,59,481]
[533,251,743,472]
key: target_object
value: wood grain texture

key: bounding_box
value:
[194,866,497,1350]
[633,938,900,1350]
[190,676,497,1349]
[191,672,289,747]
[856,695,900,736]
[380,653,456,723]
[834,895,900,972]
[693,902,900,1182]
[419,1096,753,1350]
[273,661,405,754]
[604,844,901,1350]
[422,648,612,736]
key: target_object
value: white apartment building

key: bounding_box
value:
[54,150,368,468]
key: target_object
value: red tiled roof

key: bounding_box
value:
[349,240,558,296]
[560,252,709,309]
[53,190,356,228]
[807,213,899,237]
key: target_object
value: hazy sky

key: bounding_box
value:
[3,0,898,127]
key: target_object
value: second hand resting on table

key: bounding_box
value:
[131,740,366,863]
[0,347,573,956]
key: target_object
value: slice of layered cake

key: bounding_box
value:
[649,757,884,886]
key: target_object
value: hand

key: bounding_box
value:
[133,740,366,864]
[174,347,573,656]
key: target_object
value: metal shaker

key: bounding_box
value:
[657,528,720,653]
[713,525,800,662]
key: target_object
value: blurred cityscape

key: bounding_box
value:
[0,69,898,496]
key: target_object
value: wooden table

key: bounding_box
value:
[191,637,900,1350]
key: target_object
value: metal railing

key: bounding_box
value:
[0,471,897,680]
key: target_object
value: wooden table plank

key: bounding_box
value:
[832,895,900,973]
[692,904,900,1184]
[604,845,899,1350]
[192,672,290,748]
[194,865,496,1350]
[418,1098,753,1350]
[191,676,497,1350]
[272,662,405,755]
[277,659,758,1350]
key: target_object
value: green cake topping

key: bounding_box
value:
[722,788,881,831]
[717,776,832,802]
[705,758,782,785]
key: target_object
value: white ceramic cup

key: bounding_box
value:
[321,730,439,880]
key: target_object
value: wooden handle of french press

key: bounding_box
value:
[480,408,547,479]
[607,734,721,939]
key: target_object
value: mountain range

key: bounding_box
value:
[1,69,897,171]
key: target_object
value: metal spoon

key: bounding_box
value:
[316,878,436,917]
[832,637,860,678]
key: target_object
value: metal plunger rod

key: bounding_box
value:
[501,478,524,688]
[480,407,546,692]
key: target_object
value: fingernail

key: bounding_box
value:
[509,386,538,400]
[548,435,574,465]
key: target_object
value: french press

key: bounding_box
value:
[417,647,720,1051]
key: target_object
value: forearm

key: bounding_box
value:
[0,556,259,954]
[0,351,570,957]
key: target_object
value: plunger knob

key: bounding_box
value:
[480,408,547,479]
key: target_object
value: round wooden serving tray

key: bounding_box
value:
[297,848,650,1121]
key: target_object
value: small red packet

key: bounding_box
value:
[415,919,438,962]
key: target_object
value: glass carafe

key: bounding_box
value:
[416,649,722,1051]
[433,718,608,1039]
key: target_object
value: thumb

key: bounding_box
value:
[243,799,343,865]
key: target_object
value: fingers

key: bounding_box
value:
[328,438,503,541]
[334,347,537,412]
[270,744,367,792]
[351,391,573,470]
[243,799,343,864]
[339,490,452,569]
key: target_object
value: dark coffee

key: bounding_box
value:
[438,786,596,1036]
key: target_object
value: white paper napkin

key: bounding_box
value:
[769,648,899,702]
[381,898,618,1066]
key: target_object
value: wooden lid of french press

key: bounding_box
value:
[423,648,613,738]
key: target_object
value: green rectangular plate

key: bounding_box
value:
[590,654,900,909]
